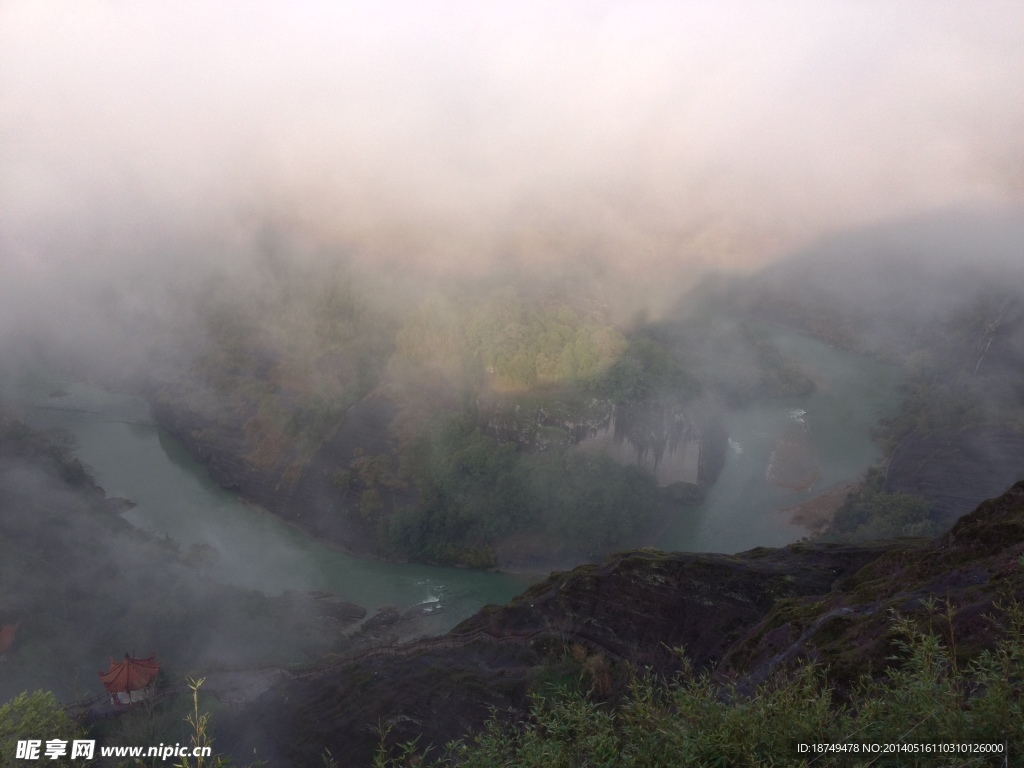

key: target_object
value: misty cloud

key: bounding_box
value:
[2,1,1022,362]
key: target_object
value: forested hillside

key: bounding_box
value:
[150,263,814,568]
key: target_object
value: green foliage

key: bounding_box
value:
[824,467,938,542]
[359,490,384,523]
[589,338,697,404]
[169,678,231,768]
[850,600,1024,750]
[376,603,1024,767]
[114,678,261,768]
[395,291,626,389]
[382,412,660,566]
[465,296,625,387]
[0,690,84,768]
[284,395,352,450]
[174,267,397,464]
[351,454,402,489]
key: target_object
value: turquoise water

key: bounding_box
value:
[5,376,532,633]
[662,325,903,553]
[3,325,901,628]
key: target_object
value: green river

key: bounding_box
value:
[4,325,901,636]
[663,326,903,552]
[5,377,532,637]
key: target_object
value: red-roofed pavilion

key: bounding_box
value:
[99,653,160,706]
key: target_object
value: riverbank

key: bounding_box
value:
[145,321,904,567]
[3,376,532,635]
[0,411,354,703]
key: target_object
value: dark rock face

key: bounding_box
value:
[241,543,897,765]
[697,413,729,487]
[238,482,1024,767]
[482,395,729,491]
[885,427,1024,524]
[720,483,1024,688]
[454,544,896,675]
[661,481,704,505]
[305,593,368,623]
[721,481,1024,689]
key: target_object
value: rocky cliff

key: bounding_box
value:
[885,426,1024,526]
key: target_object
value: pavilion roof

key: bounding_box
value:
[98,653,160,693]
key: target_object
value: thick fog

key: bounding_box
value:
[2,1,1023,372]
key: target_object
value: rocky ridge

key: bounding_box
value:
[230,480,1024,766]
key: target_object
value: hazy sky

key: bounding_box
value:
[2,1,1023,348]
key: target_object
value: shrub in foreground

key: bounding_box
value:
[375,602,1024,767]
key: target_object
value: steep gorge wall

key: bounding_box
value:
[149,396,405,554]
[885,427,1024,525]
